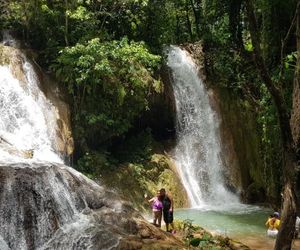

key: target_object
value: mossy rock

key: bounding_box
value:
[0,45,12,65]
[100,153,189,212]
[190,237,201,246]
[0,45,27,83]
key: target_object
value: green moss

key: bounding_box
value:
[100,153,189,212]
[0,45,10,65]
[217,86,279,202]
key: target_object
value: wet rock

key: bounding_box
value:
[140,228,151,238]
[101,153,189,212]
[0,163,185,250]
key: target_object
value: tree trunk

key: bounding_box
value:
[228,0,243,49]
[245,1,298,249]
[185,0,194,40]
[275,149,297,250]
[64,0,69,46]
[291,2,300,158]
[290,0,300,214]
[189,0,201,37]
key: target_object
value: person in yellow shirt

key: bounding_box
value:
[265,212,280,237]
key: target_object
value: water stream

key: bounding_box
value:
[166,46,286,249]
[166,46,238,208]
[0,43,130,250]
[175,207,280,249]
[0,61,62,164]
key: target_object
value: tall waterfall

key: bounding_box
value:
[0,58,62,163]
[167,46,238,208]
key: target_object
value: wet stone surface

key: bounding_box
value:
[0,163,183,250]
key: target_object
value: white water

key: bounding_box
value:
[0,59,62,163]
[167,46,238,208]
[2,31,20,48]
[0,43,131,250]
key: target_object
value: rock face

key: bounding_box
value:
[37,73,74,157]
[0,163,184,250]
[101,154,189,212]
[215,88,264,201]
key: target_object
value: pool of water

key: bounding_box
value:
[175,204,280,249]
[176,204,271,237]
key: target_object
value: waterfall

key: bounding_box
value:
[0,44,137,250]
[0,58,62,163]
[167,46,238,208]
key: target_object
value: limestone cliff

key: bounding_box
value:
[215,88,265,202]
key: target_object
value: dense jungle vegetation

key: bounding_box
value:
[1,1,299,248]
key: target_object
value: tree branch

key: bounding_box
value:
[245,1,298,250]
[279,1,300,81]
[245,0,293,148]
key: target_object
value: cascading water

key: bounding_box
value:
[0,58,62,163]
[167,48,278,247]
[0,43,139,250]
[167,46,238,208]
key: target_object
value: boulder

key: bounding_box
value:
[0,163,185,250]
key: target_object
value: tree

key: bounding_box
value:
[189,0,202,37]
[53,38,161,149]
[245,1,299,249]
[291,1,300,157]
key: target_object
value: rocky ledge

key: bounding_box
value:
[0,163,184,250]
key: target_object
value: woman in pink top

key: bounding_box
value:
[147,191,163,227]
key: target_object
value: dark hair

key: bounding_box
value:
[160,188,166,193]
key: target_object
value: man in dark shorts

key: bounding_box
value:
[160,188,175,233]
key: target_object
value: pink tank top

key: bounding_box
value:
[152,197,163,210]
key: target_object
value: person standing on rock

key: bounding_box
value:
[160,188,175,233]
[146,191,163,227]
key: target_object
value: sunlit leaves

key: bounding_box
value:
[53,37,161,142]
[284,52,297,70]
[67,6,92,20]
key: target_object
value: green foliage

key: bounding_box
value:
[256,0,298,65]
[1,0,204,56]
[1,0,297,203]
[53,37,161,147]
[256,85,283,198]
[244,41,253,52]
[203,0,298,203]
[190,238,201,247]
[179,219,199,246]
[76,150,116,177]
[111,129,154,163]
[284,51,297,70]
